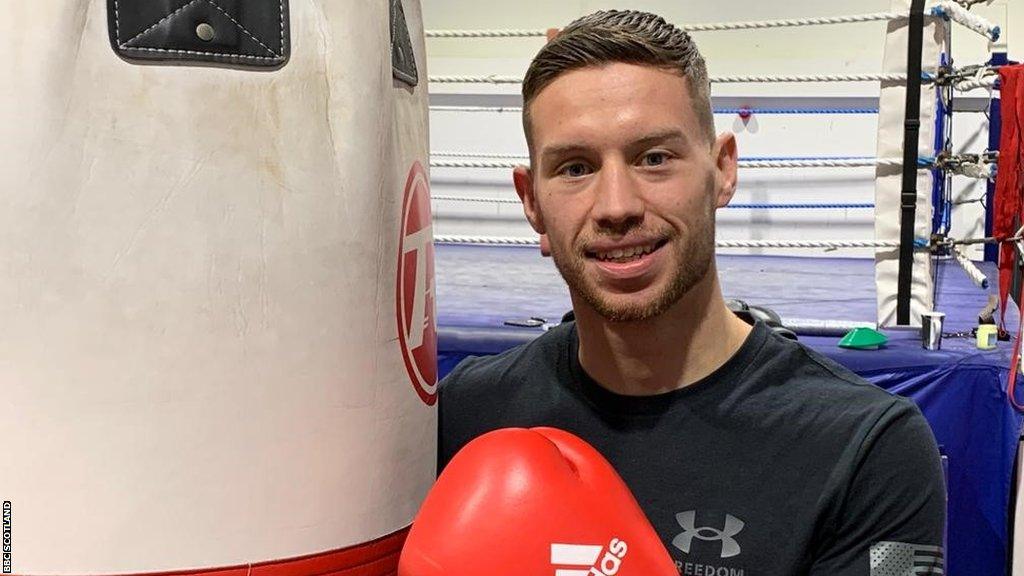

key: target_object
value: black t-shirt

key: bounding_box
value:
[438,321,946,576]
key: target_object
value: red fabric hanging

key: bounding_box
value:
[995,65,1024,412]
[995,65,1024,325]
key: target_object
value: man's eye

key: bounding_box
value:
[641,152,668,167]
[561,163,591,178]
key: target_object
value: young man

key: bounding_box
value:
[437,10,945,576]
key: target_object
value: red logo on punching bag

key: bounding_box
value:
[397,161,438,405]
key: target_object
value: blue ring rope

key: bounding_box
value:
[717,108,879,115]
[740,156,934,167]
[727,203,874,209]
[740,155,874,161]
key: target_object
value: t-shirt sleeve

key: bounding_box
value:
[809,399,946,576]
[435,357,475,476]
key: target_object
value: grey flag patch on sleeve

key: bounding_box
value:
[870,541,944,575]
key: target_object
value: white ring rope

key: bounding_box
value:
[426,29,548,38]
[932,1,1001,41]
[433,151,529,160]
[431,105,525,113]
[433,235,537,246]
[954,74,999,92]
[430,158,909,169]
[434,195,520,204]
[425,9,993,38]
[425,8,997,40]
[711,73,913,84]
[740,158,904,168]
[716,239,900,249]
[952,247,990,289]
[429,73,915,85]
[433,235,901,250]
[677,13,903,32]
[430,75,523,84]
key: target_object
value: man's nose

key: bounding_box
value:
[591,161,644,231]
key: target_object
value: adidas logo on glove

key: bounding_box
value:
[551,539,629,576]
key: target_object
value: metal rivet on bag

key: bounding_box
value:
[196,23,216,42]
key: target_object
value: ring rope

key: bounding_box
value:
[424,6,997,40]
[954,74,999,92]
[952,246,990,289]
[740,158,905,168]
[430,105,880,115]
[428,73,920,85]
[433,195,520,204]
[431,105,524,113]
[430,158,913,170]
[931,1,1001,41]
[676,12,903,32]
[433,235,903,249]
[426,29,548,38]
[743,155,875,161]
[716,107,880,115]
[430,195,874,210]
[424,9,991,38]
[431,152,882,163]
[433,151,528,160]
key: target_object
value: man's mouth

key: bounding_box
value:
[587,239,668,263]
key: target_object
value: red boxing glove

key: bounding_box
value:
[399,427,677,576]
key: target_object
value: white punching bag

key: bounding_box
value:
[0,0,436,573]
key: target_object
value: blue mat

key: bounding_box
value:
[435,243,1024,576]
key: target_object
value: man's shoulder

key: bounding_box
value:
[439,321,573,399]
[753,330,917,422]
[436,322,577,471]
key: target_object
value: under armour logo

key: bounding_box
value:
[672,510,745,559]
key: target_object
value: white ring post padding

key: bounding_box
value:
[428,73,914,85]
[953,247,991,288]
[433,235,901,249]
[872,0,947,328]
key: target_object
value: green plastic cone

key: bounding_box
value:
[838,327,888,350]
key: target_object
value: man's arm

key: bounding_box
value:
[436,357,478,476]
[809,400,946,576]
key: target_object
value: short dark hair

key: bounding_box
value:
[521,10,714,153]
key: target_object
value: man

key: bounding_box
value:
[437,9,945,576]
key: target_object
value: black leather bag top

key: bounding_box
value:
[107,0,290,68]
[390,0,418,86]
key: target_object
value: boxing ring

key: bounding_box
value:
[434,243,1021,576]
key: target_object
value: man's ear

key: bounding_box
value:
[513,165,546,234]
[713,132,739,208]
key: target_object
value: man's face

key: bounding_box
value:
[515,62,737,322]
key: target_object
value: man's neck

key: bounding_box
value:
[574,272,753,396]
